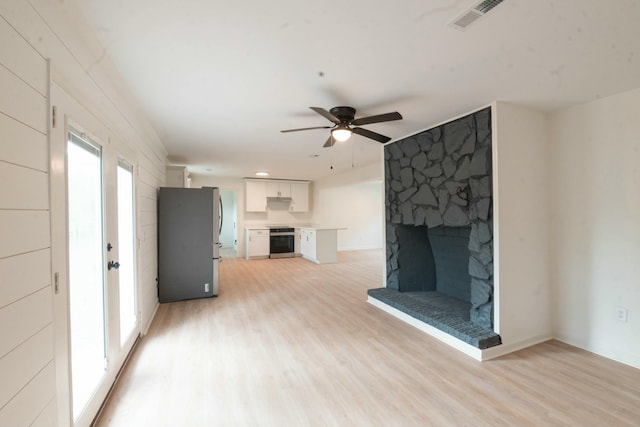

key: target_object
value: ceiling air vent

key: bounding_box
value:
[450,0,504,30]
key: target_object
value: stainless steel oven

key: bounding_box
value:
[269,227,295,258]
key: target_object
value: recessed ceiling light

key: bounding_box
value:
[255,171,269,177]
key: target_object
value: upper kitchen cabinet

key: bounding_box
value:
[245,180,268,212]
[244,179,310,212]
[267,181,291,198]
[289,182,309,212]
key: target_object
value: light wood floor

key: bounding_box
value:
[94,250,640,426]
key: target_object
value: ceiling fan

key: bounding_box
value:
[281,106,403,147]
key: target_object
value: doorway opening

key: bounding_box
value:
[219,190,238,258]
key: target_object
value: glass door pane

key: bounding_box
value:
[117,160,137,346]
[67,130,107,421]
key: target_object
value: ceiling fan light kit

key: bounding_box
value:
[331,125,352,142]
[281,105,403,148]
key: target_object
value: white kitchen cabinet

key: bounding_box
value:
[289,182,309,212]
[245,178,309,212]
[246,228,269,258]
[267,181,291,198]
[294,228,302,256]
[300,229,316,260]
[300,228,337,264]
[246,180,267,212]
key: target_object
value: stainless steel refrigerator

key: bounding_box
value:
[158,187,221,302]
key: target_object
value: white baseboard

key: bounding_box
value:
[367,296,553,361]
[553,335,640,370]
[481,334,552,361]
[337,246,383,251]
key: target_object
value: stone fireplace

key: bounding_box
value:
[368,107,501,349]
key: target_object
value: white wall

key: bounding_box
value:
[0,7,54,423]
[492,102,553,350]
[0,1,166,425]
[219,190,238,248]
[312,162,384,251]
[549,88,640,368]
[191,164,384,256]
[190,175,314,256]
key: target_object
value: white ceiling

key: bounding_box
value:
[74,0,640,181]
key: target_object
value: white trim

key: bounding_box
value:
[142,302,159,336]
[367,296,484,361]
[481,334,552,361]
[383,103,494,147]
[490,102,501,335]
[553,336,640,370]
[367,296,552,362]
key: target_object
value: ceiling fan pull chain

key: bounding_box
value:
[330,134,334,170]
[352,139,355,168]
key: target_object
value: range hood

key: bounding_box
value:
[267,196,292,202]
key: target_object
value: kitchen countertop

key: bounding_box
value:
[297,226,347,231]
[244,225,345,231]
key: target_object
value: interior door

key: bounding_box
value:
[51,81,140,427]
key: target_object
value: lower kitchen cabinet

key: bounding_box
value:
[294,228,302,256]
[246,228,269,258]
[300,228,337,264]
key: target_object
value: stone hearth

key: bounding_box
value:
[369,107,500,349]
[367,288,501,349]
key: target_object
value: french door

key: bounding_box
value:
[51,82,140,427]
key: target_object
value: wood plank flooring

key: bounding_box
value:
[94,250,640,426]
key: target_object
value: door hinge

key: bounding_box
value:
[54,272,60,294]
[51,106,57,128]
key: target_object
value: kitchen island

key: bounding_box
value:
[297,227,339,264]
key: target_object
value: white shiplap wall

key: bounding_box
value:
[0,0,166,425]
[0,5,55,424]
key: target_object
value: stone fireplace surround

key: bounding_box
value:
[368,107,501,349]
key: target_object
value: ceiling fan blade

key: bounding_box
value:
[352,127,391,143]
[351,111,402,126]
[322,136,335,148]
[281,125,332,133]
[310,107,340,124]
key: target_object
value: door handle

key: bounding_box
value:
[107,261,120,270]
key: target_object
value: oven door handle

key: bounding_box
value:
[270,232,295,236]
